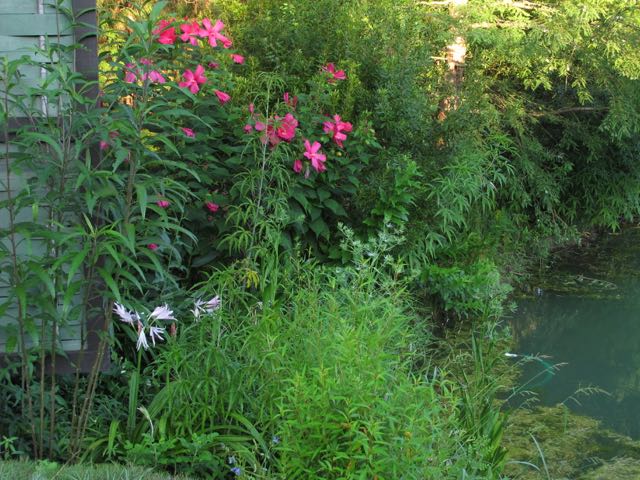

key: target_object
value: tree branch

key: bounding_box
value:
[531,106,609,117]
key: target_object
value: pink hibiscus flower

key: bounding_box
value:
[126,59,165,84]
[180,21,201,46]
[322,63,346,83]
[230,54,245,64]
[199,18,232,48]
[148,243,159,250]
[275,113,298,142]
[124,63,138,83]
[293,159,303,173]
[205,201,219,213]
[303,140,327,173]
[153,19,176,45]
[179,65,207,94]
[323,114,353,148]
[147,70,166,83]
[157,200,170,208]
[182,127,195,138]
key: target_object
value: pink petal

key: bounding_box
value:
[148,70,166,83]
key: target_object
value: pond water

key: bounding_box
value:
[509,225,640,439]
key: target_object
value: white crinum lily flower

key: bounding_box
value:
[150,304,176,321]
[203,296,221,312]
[192,299,205,320]
[192,296,221,321]
[113,302,136,324]
[149,326,166,346]
[136,327,149,351]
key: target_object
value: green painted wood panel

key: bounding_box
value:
[0,1,62,14]
[0,35,73,51]
[0,15,72,36]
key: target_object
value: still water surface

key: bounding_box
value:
[509,226,640,438]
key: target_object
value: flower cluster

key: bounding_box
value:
[191,295,221,321]
[125,58,166,84]
[114,296,221,349]
[113,302,176,350]
[244,79,353,177]
[153,17,232,49]
[122,18,237,101]
[245,105,300,148]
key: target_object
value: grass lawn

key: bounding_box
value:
[0,460,195,480]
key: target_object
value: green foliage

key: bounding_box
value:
[421,258,512,322]
[208,0,640,266]
[5,0,640,477]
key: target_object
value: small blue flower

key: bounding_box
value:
[231,466,242,476]
[271,435,281,445]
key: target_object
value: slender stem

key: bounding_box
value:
[68,239,98,458]
[249,85,273,258]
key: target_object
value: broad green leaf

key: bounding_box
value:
[97,267,121,303]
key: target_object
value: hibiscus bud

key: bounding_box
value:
[230,54,245,64]
[215,90,231,104]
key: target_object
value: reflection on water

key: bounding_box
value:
[510,226,640,439]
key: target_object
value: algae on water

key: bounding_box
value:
[504,405,640,479]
